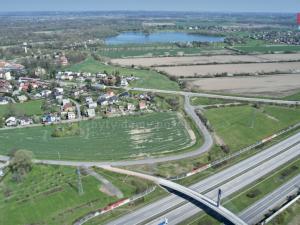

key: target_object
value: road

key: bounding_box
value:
[239,174,300,225]
[106,132,300,225]
[130,87,300,106]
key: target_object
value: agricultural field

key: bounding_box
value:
[0,165,148,225]
[67,58,180,90]
[185,74,300,97]
[0,112,194,161]
[235,45,300,53]
[0,100,43,118]
[155,61,300,77]
[110,53,300,67]
[98,43,229,59]
[204,105,300,151]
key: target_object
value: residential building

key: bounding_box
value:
[67,112,76,120]
[17,95,28,103]
[5,117,17,127]
[86,108,96,118]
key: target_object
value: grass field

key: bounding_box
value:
[235,45,300,53]
[204,105,300,151]
[67,58,180,90]
[99,46,226,58]
[0,165,147,225]
[0,100,43,118]
[190,97,233,106]
[283,90,300,101]
[0,112,193,161]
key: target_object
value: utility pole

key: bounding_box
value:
[76,167,84,195]
[217,189,222,207]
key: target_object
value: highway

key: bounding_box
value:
[239,173,300,225]
[106,132,300,225]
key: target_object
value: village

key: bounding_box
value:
[0,60,163,128]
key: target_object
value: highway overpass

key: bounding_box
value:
[101,165,248,225]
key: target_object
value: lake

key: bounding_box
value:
[105,32,224,45]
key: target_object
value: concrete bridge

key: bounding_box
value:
[101,165,248,225]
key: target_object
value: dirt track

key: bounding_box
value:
[185,74,300,97]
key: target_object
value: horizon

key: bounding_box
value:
[0,0,299,13]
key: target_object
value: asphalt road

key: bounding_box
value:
[239,174,300,225]
[106,132,300,225]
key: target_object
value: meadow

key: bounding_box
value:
[0,165,147,225]
[67,58,180,91]
[0,112,193,161]
[0,100,43,118]
[204,105,300,151]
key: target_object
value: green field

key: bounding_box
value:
[190,97,233,106]
[98,46,224,58]
[0,165,147,225]
[67,58,180,90]
[0,112,193,160]
[283,90,300,101]
[234,45,300,53]
[204,105,300,151]
[0,100,43,118]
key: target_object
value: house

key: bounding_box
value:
[119,92,130,98]
[41,90,52,97]
[67,112,76,120]
[17,95,28,103]
[54,87,64,95]
[62,103,75,112]
[55,95,63,103]
[92,83,106,90]
[121,78,129,86]
[76,77,85,82]
[0,97,9,105]
[42,114,60,124]
[88,102,97,109]
[108,96,118,105]
[5,117,17,127]
[127,103,136,111]
[86,108,96,118]
[19,117,33,126]
[0,71,12,80]
[85,97,93,104]
[139,101,147,110]
[106,90,115,97]
[62,98,71,106]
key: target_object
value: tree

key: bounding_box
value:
[9,150,33,182]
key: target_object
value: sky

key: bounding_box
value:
[0,0,299,13]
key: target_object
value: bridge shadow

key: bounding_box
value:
[161,185,235,225]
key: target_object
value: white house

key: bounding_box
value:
[0,97,9,105]
[17,95,28,103]
[85,97,93,104]
[19,117,33,126]
[5,117,17,127]
[86,108,96,118]
[121,79,129,86]
[67,112,76,120]
[88,102,97,109]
